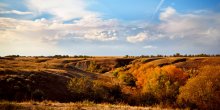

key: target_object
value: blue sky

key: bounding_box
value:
[0,0,220,56]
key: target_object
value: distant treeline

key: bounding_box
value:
[47,55,93,58]
[3,55,93,58]
[125,53,220,58]
[2,53,220,58]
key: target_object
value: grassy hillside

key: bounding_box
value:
[0,56,220,109]
[0,57,133,102]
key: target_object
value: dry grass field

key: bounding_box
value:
[0,100,168,110]
[0,56,220,109]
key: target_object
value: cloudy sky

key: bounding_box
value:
[0,0,220,56]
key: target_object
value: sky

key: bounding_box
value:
[0,0,220,56]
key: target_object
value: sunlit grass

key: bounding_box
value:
[0,100,164,110]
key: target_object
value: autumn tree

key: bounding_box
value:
[141,65,188,103]
[178,66,220,110]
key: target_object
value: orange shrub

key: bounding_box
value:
[114,61,189,104]
[128,63,155,87]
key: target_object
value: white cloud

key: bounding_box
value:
[0,18,61,56]
[126,31,162,43]
[0,18,68,55]
[1,5,220,55]
[0,16,120,55]
[27,0,99,21]
[143,45,157,49]
[159,7,176,20]
[84,30,117,41]
[74,15,118,27]
[0,10,33,15]
[158,7,220,44]
[125,7,220,47]
[0,17,119,43]
[126,32,149,43]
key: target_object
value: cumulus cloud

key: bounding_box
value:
[0,16,119,42]
[0,10,33,15]
[159,7,176,20]
[84,30,117,41]
[126,32,149,43]
[1,4,220,55]
[158,7,220,43]
[0,18,61,56]
[0,16,120,55]
[74,15,118,27]
[126,30,163,43]
[26,0,98,21]
[124,6,220,52]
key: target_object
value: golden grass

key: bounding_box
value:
[1,57,218,109]
[0,100,174,110]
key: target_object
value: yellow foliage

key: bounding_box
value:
[118,63,188,102]
[141,66,188,100]
[178,66,220,109]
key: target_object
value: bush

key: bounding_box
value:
[107,84,123,102]
[178,66,220,110]
[142,65,188,103]
[112,71,118,77]
[32,89,44,101]
[91,80,109,102]
[87,61,100,73]
[6,78,15,83]
[67,77,123,102]
[118,73,136,87]
[112,67,124,77]
[67,77,93,100]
